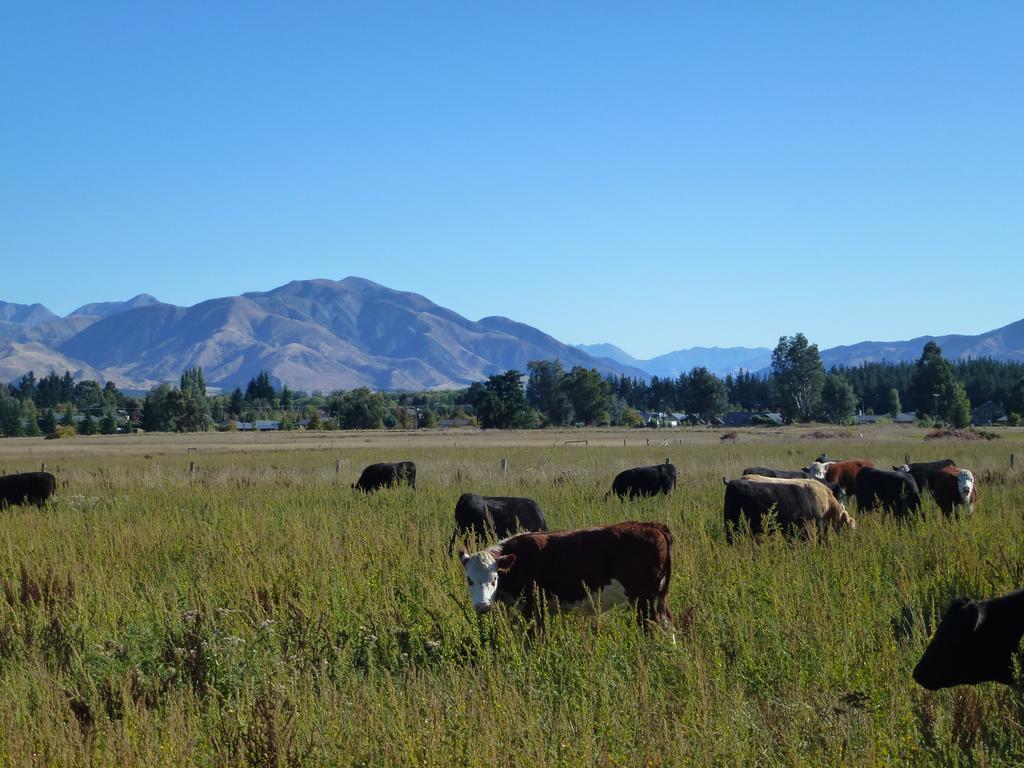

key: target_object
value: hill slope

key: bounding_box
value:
[47,278,647,389]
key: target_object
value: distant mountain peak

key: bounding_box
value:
[69,293,164,319]
[0,301,58,327]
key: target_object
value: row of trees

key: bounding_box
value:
[3,336,1023,436]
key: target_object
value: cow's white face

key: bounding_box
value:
[806,461,829,479]
[958,470,975,505]
[896,464,911,473]
[459,548,515,613]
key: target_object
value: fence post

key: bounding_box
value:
[336,459,341,474]
[500,458,508,475]
[665,457,670,465]
[188,461,196,478]
[41,462,45,472]
[1012,453,1016,470]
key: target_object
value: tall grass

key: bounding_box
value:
[0,435,1021,765]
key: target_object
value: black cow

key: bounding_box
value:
[855,467,921,517]
[742,466,846,503]
[607,464,677,500]
[448,493,548,554]
[352,462,416,492]
[893,459,956,493]
[0,472,57,508]
[723,477,853,543]
[913,589,1024,690]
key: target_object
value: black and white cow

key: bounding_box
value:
[0,472,56,508]
[447,493,548,554]
[607,463,677,500]
[913,590,1024,690]
[458,522,673,628]
[352,462,416,492]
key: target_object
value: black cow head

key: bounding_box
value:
[913,597,1013,689]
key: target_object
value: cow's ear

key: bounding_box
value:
[968,601,984,631]
[495,554,516,573]
[950,598,982,632]
[458,547,470,564]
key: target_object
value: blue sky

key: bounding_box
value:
[2,3,1022,359]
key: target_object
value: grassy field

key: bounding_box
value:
[0,426,1022,766]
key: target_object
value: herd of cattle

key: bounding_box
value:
[0,454,1014,692]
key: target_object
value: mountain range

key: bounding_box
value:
[1,279,1022,391]
[0,279,646,391]
[575,343,773,378]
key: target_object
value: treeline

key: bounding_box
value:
[473,336,1024,429]
[3,334,1024,437]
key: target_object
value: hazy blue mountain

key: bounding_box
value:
[576,343,772,377]
[0,301,58,327]
[3,278,1022,390]
[819,318,1024,368]
[69,293,165,319]
[49,277,647,390]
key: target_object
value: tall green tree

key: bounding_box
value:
[141,384,172,432]
[944,379,972,429]
[331,388,387,429]
[771,333,825,422]
[99,411,118,435]
[0,388,23,436]
[1007,377,1024,418]
[20,399,41,437]
[887,388,902,419]
[40,409,58,435]
[820,373,857,424]
[245,371,276,402]
[229,387,245,418]
[682,367,728,422]
[910,342,957,422]
[562,367,611,425]
[470,371,536,429]
[178,367,211,430]
[526,360,573,426]
[180,367,207,399]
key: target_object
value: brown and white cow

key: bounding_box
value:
[930,465,978,516]
[458,522,673,629]
[806,459,875,498]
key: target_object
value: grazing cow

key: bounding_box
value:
[607,463,677,500]
[458,521,673,628]
[742,466,846,503]
[0,472,56,508]
[742,466,810,479]
[724,477,855,543]
[893,459,956,493]
[929,465,977,516]
[447,493,548,554]
[913,589,1024,690]
[352,461,416,492]
[810,459,874,497]
[855,467,921,517]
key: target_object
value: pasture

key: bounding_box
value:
[0,426,1023,766]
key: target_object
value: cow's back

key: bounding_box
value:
[825,460,874,495]
[0,471,57,507]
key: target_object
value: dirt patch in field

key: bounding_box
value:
[802,430,855,440]
[925,429,1000,441]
